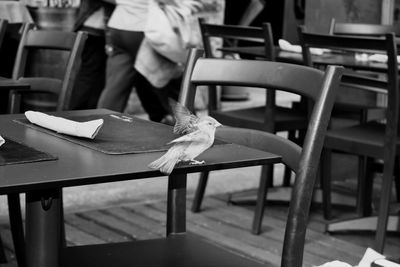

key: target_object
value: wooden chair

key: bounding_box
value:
[182,48,342,242]
[327,19,399,122]
[191,19,309,220]
[5,24,87,267]
[8,23,87,113]
[327,19,400,221]
[298,27,400,253]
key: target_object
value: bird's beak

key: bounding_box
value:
[216,122,222,127]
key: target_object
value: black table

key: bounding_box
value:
[0,109,281,267]
[220,46,390,73]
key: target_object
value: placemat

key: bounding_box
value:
[14,114,184,155]
[0,137,57,166]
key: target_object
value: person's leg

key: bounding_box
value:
[97,28,139,112]
[142,77,182,125]
[134,73,170,122]
[99,28,176,120]
[70,34,107,110]
[160,76,182,106]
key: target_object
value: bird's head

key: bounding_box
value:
[198,116,222,130]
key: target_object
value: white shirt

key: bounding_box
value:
[107,0,149,31]
[83,7,105,29]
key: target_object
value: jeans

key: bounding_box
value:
[97,28,179,122]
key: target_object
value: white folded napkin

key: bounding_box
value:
[361,53,400,63]
[0,135,4,147]
[25,111,104,139]
[278,39,327,55]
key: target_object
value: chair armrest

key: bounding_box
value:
[8,89,54,114]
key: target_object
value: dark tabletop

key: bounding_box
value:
[220,46,390,72]
[0,109,281,194]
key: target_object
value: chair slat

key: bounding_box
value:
[191,58,325,100]
[25,30,77,50]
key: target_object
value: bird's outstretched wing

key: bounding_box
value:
[169,98,199,135]
[167,128,208,144]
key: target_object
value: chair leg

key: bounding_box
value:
[0,232,7,263]
[283,130,296,187]
[266,164,274,187]
[356,157,373,217]
[252,165,272,235]
[191,171,210,213]
[320,148,332,220]
[7,193,26,267]
[394,157,400,203]
[282,167,292,187]
[375,159,395,253]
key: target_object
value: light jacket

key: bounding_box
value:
[134,38,184,88]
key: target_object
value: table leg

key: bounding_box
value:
[167,173,187,236]
[7,193,25,267]
[25,188,61,267]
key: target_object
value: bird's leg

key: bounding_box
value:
[189,159,205,165]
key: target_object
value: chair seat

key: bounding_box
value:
[324,122,399,158]
[210,106,308,132]
[61,234,266,267]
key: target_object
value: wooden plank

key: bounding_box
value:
[79,210,150,241]
[104,207,163,239]
[65,213,126,243]
[127,203,167,223]
[64,224,104,246]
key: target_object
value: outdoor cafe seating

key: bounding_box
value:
[1,1,400,265]
[298,26,400,253]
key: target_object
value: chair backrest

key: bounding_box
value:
[12,23,87,111]
[0,19,8,50]
[199,18,274,60]
[198,18,275,112]
[179,48,343,267]
[329,18,400,37]
[298,26,399,134]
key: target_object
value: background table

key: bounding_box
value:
[220,46,391,72]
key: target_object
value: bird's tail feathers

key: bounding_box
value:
[148,153,180,175]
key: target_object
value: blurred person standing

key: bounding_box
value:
[97,0,180,123]
[70,0,115,110]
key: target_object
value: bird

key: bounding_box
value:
[148,101,221,175]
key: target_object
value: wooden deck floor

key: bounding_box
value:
[0,193,399,266]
